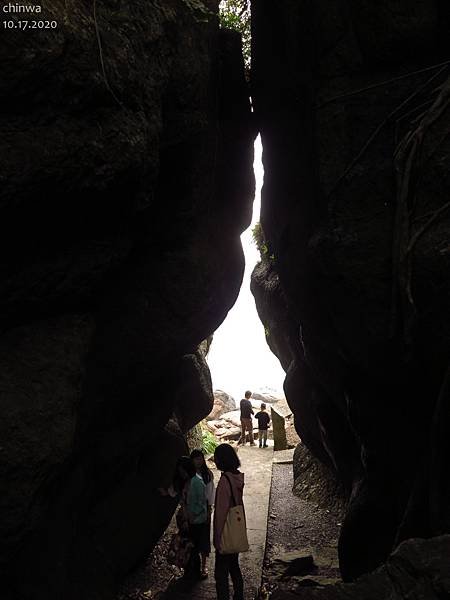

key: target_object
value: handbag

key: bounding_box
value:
[219,473,249,554]
[168,499,193,568]
[175,505,189,533]
[167,531,194,568]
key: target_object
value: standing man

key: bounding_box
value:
[238,390,255,446]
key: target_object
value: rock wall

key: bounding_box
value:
[0,2,254,598]
[293,443,347,518]
[271,535,450,600]
[251,0,450,582]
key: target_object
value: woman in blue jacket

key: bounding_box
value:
[190,449,215,578]
[185,455,210,580]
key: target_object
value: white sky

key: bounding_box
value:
[207,136,286,401]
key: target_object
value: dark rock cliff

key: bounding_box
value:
[271,535,450,600]
[251,0,450,582]
[0,1,254,598]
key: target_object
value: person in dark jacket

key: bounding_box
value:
[238,390,255,446]
[254,403,271,448]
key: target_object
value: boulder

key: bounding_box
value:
[221,409,242,427]
[272,550,316,577]
[207,390,237,420]
[271,535,450,600]
[294,576,341,588]
[209,407,275,442]
[250,398,274,410]
[221,427,242,441]
[251,392,280,404]
[271,405,288,451]
[186,423,203,452]
[174,348,214,433]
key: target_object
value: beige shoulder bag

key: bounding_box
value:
[219,473,249,554]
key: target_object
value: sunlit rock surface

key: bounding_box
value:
[207,389,237,420]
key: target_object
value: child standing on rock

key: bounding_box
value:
[255,403,271,448]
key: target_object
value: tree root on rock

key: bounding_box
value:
[390,75,450,349]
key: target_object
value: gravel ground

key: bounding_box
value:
[117,517,182,600]
[262,463,342,596]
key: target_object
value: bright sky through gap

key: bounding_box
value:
[207,136,286,401]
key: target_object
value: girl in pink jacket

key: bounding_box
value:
[213,444,245,600]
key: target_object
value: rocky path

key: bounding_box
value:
[118,443,342,600]
[262,459,342,597]
[236,442,274,598]
[118,442,274,600]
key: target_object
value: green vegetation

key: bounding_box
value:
[219,0,251,69]
[202,427,219,455]
[180,1,251,66]
[187,421,219,455]
[252,221,269,257]
[252,222,276,263]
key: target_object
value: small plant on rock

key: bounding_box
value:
[201,427,219,455]
[219,0,251,70]
[252,221,269,258]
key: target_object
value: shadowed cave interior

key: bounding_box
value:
[0,1,449,599]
